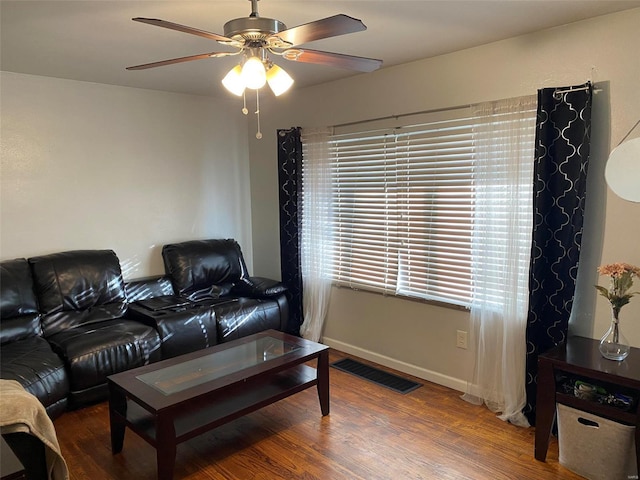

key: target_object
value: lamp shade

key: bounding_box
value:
[267,64,294,96]
[605,137,640,202]
[241,57,267,90]
[221,65,245,96]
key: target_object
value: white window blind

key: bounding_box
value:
[319,100,536,308]
[331,131,400,294]
[395,119,475,306]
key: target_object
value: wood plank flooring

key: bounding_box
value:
[53,349,582,480]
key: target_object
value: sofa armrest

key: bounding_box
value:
[233,277,288,298]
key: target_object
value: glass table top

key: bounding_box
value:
[136,336,301,395]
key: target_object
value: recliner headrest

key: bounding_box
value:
[29,250,126,314]
[162,239,249,297]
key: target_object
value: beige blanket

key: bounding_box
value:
[0,379,69,480]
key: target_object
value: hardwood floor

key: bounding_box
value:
[53,349,582,480]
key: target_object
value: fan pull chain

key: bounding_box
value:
[255,89,262,139]
[242,91,248,115]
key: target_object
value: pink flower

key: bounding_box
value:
[598,263,640,277]
[595,263,640,316]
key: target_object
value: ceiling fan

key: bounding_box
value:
[127,0,382,80]
[128,0,381,138]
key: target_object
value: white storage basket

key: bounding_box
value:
[557,404,637,480]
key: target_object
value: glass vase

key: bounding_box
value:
[599,308,630,361]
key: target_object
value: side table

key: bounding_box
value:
[535,335,640,473]
[1,437,26,480]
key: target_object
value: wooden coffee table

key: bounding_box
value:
[108,330,329,480]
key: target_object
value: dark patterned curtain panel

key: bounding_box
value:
[524,83,593,424]
[277,127,304,335]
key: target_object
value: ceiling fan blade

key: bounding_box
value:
[284,48,382,72]
[273,14,366,47]
[132,18,238,45]
[127,52,234,70]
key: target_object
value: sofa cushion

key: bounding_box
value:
[0,258,41,344]
[46,319,161,396]
[29,250,127,337]
[162,239,249,299]
[0,336,69,419]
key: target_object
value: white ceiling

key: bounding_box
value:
[2,1,640,98]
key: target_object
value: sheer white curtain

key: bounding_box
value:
[462,96,536,427]
[299,127,333,342]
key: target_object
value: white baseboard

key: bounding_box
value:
[323,336,467,393]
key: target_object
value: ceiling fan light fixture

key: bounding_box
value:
[128,4,382,140]
[221,64,245,96]
[267,64,294,96]
[241,56,267,90]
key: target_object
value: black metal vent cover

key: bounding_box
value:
[331,358,422,394]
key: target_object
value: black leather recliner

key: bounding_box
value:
[0,259,69,419]
[28,250,162,407]
[125,239,289,359]
[162,238,289,342]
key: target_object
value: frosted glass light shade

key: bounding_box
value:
[241,57,267,90]
[221,65,245,96]
[267,64,294,96]
[605,137,640,202]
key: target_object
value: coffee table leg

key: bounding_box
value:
[156,414,177,480]
[108,382,127,454]
[317,350,330,416]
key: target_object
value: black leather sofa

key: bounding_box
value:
[0,239,289,419]
[0,258,70,419]
[128,238,289,358]
[1,251,161,415]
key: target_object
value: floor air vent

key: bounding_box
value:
[331,358,422,394]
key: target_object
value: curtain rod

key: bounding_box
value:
[332,103,472,129]
[334,82,598,130]
[553,83,592,99]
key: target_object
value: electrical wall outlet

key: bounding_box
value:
[456,330,468,349]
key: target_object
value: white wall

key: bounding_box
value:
[248,9,640,390]
[0,72,252,278]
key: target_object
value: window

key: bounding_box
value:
[304,99,536,308]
